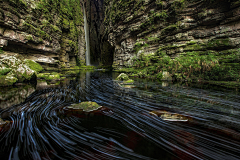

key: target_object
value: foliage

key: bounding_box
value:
[0,48,3,54]
[116,48,240,82]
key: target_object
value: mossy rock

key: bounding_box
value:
[67,101,102,112]
[123,79,134,84]
[149,110,188,122]
[0,68,11,75]
[24,59,43,73]
[37,72,61,81]
[116,73,129,81]
[0,75,18,86]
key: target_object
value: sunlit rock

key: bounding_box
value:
[161,71,172,81]
[67,101,102,112]
[0,54,38,86]
[149,110,188,122]
[116,73,129,81]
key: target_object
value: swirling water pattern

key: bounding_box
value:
[0,71,240,160]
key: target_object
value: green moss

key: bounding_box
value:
[0,75,18,86]
[0,68,11,75]
[116,73,129,81]
[123,79,134,84]
[207,38,231,48]
[37,72,61,81]
[24,60,43,73]
[68,101,102,112]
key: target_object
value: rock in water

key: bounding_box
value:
[0,55,38,86]
[67,101,102,112]
[0,118,6,127]
[149,110,188,122]
[116,73,129,81]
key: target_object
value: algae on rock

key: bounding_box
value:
[67,101,102,112]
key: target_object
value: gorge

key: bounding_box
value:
[0,0,240,160]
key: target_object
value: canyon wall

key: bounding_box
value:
[0,0,85,69]
[102,0,240,68]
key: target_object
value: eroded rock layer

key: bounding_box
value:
[0,0,85,69]
[102,0,240,68]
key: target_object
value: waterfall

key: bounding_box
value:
[83,5,90,66]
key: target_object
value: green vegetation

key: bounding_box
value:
[24,60,44,73]
[37,72,62,81]
[115,48,240,82]
[68,101,102,112]
[0,68,11,76]
[116,73,130,81]
[123,79,134,84]
[0,48,3,54]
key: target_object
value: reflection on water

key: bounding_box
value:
[0,71,240,160]
[0,84,35,109]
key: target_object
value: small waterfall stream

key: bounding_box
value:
[83,5,90,66]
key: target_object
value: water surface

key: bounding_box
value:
[0,71,240,160]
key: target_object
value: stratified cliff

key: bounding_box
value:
[0,0,85,69]
[101,0,240,81]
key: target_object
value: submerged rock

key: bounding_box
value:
[0,84,35,109]
[67,101,102,112]
[149,110,188,122]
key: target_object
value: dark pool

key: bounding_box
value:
[0,71,240,160]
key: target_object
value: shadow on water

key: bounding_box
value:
[0,71,240,160]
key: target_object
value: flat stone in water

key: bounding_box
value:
[67,101,102,112]
[149,110,188,122]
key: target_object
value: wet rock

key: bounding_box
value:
[149,110,188,122]
[116,73,129,81]
[0,84,35,109]
[0,55,37,86]
[161,71,172,81]
[0,118,6,127]
[0,118,10,128]
[122,79,134,84]
[67,101,102,112]
[37,72,63,81]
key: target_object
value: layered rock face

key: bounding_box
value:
[0,0,85,69]
[103,0,240,68]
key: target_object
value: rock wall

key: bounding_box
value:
[0,0,85,69]
[102,0,240,68]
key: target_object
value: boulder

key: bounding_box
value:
[116,73,129,81]
[0,55,38,86]
[161,71,172,81]
[67,101,102,112]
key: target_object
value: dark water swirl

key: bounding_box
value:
[0,71,240,160]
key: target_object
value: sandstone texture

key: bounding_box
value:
[102,0,240,68]
[0,0,85,69]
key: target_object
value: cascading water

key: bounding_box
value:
[83,5,90,66]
